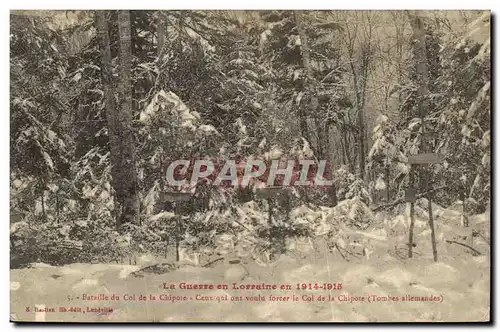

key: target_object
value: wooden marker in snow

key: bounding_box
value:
[405,184,417,258]
[161,191,193,262]
[407,153,444,165]
[408,12,440,262]
[255,186,282,234]
[407,154,443,262]
[255,186,290,258]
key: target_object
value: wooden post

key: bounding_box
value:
[176,218,180,262]
[256,187,286,258]
[385,157,390,203]
[267,197,273,241]
[408,169,416,258]
[428,194,438,262]
[409,202,416,257]
[162,192,193,262]
[420,101,438,262]
[175,202,180,262]
[461,191,469,227]
[409,12,438,262]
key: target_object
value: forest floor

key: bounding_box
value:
[10,202,491,322]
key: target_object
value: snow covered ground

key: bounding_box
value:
[11,250,489,322]
[10,200,490,322]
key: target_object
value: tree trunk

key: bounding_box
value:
[293,10,315,150]
[345,20,371,182]
[157,12,166,55]
[326,125,338,206]
[356,90,366,181]
[96,11,128,229]
[353,42,371,182]
[97,10,139,229]
[116,10,139,228]
[385,159,390,203]
[359,43,371,182]
[295,10,337,206]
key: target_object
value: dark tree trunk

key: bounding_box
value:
[295,10,337,206]
[385,160,390,203]
[157,12,166,55]
[293,11,314,147]
[117,10,139,228]
[96,10,139,230]
[96,11,126,228]
[356,96,366,181]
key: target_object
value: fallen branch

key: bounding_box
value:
[233,207,260,235]
[373,185,448,212]
[202,257,224,268]
[445,240,482,256]
[474,230,490,245]
[334,244,348,261]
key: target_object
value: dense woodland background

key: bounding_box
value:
[10,10,490,267]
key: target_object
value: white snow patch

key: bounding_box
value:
[375,177,386,190]
[235,118,247,135]
[149,211,175,222]
[59,266,85,276]
[376,268,414,288]
[72,278,98,290]
[29,262,52,269]
[263,147,283,160]
[10,281,21,291]
[342,265,377,288]
[118,266,141,279]
[198,124,218,134]
[420,263,460,288]
[10,221,28,233]
[355,229,388,242]
[258,138,267,149]
[223,264,248,282]
[472,255,488,265]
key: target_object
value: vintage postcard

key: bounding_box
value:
[10,9,491,322]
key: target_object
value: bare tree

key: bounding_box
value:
[338,12,374,181]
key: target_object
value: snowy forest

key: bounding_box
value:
[10,10,491,322]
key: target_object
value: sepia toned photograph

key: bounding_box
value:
[9,9,491,322]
